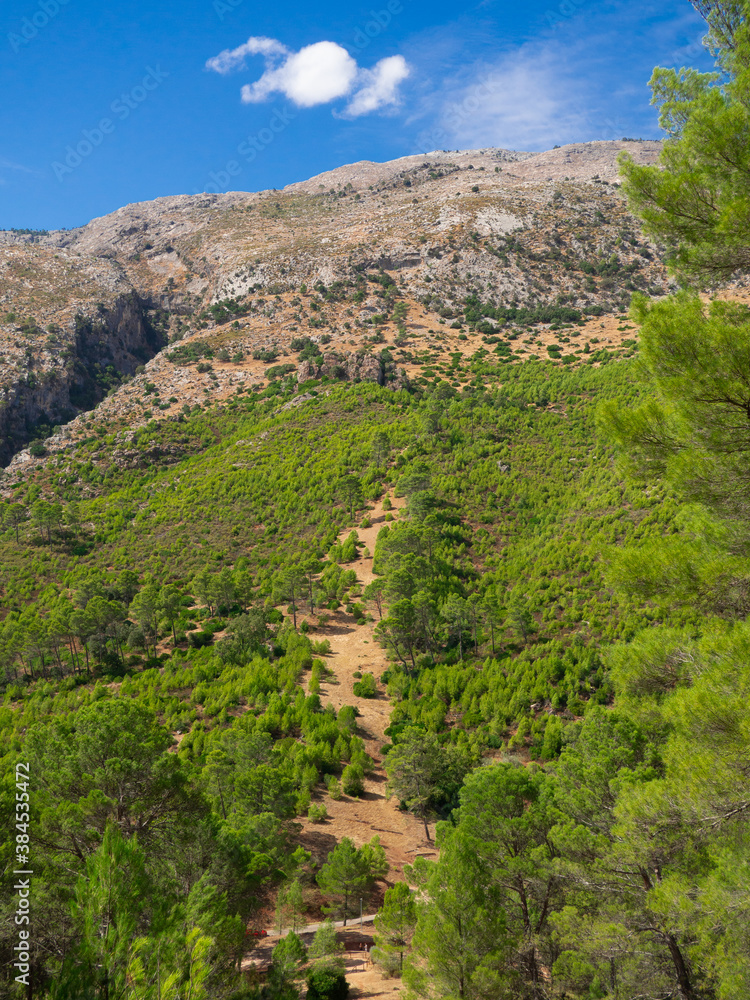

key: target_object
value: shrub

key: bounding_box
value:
[308,803,328,823]
[252,348,278,362]
[341,764,365,797]
[187,630,213,648]
[371,947,403,978]
[266,363,296,380]
[327,776,342,800]
[306,967,349,1000]
[353,673,377,698]
[309,660,323,694]
[296,790,311,815]
[351,603,367,625]
[338,705,359,731]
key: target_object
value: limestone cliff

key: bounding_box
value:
[0,292,165,465]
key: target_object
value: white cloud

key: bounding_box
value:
[418,47,592,152]
[207,36,411,116]
[0,156,34,172]
[0,156,36,185]
[344,55,410,117]
[406,2,703,155]
[241,41,358,108]
[206,36,289,76]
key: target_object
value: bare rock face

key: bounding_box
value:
[0,292,166,465]
[345,353,382,383]
[297,351,408,389]
[297,358,321,382]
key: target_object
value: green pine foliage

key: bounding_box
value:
[0,354,698,996]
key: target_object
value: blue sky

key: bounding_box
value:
[0,0,712,230]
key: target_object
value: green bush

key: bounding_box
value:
[327,776,343,800]
[338,705,359,731]
[306,966,349,1000]
[266,363,296,380]
[341,764,365,797]
[308,803,328,823]
[353,673,377,698]
[187,630,213,648]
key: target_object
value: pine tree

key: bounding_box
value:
[275,878,306,933]
[404,842,515,1000]
[268,932,307,1000]
[339,474,364,521]
[372,882,416,976]
[158,583,182,645]
[129,583,162,658]
[308,920,345,970]
[385,727,470,841]
[316,838,373,925]
[64,825,150,999]
[620,1,750,283]
[2,501,26,542]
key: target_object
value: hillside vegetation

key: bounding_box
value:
[0,350,710,1000]
[4,5,750,999]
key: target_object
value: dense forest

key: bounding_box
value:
[3,3,750,999]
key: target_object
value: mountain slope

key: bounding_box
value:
[0,140,668,472]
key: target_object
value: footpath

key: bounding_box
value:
[242,493,432,998]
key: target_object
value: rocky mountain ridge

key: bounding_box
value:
[0,139,673,476]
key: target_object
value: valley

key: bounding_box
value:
[3,117,750,1000]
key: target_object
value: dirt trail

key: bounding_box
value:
[297,491,437,881]
[246,924,404,1000]
[243,494,430,999]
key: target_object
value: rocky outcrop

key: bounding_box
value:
[110,441,186,470]
[297,351,408,389]
[73,293,164,376]
[0,293,166,466]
